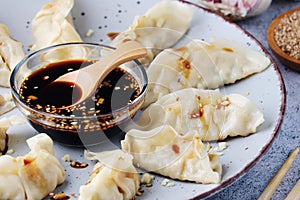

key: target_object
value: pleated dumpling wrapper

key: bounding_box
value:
[144,38,271,106]
[129,88,264,141]
[79,150,140,200]
[0,155,26,200]
[0,133,65,200]
[102,0,193,66]
[32,0,85,60]
[0,24,25,87]
[0,93,15,116]
[0,127,8,155]
[121,125,222,184]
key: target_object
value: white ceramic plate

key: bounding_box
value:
[0,0,285,199]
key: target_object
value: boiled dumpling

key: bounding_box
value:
[129,88,264,141]
[79,150,140,200]
[0,133,65,200]
[0,93,16,116]
[121,125,222,184]
[0,155,26,200]
[0,127,8,155]
[32,0,82,49]
[0,115,26,128]
[103,0,193,66]
[19,134,65,200]
[32,0,85,60]
[0,24,25,87]
[144,38,271,106]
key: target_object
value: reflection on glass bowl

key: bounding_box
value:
[10,42,148,146]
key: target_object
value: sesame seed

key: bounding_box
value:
[274,10,300,59]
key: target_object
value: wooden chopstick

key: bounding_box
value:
[258,147,299,200]
[285,178,300,200]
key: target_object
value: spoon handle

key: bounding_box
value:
[85,40,147,87]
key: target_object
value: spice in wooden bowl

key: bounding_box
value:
[267,7,300,71]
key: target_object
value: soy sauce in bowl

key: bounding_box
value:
[16,62,145,147]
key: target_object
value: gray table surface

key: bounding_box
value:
[207,1,300,199]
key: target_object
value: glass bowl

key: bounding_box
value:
[10,42,148,146]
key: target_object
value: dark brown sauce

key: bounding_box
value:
[39,81,82,108]
[19,59,140,116]
[70,161,89,169]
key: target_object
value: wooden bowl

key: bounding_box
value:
[267,7,300,71]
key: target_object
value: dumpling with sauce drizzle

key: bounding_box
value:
[121,125,222,184]
[129,88,264,141]
[0,133,65,200]
[144,37,271,106]
[79,150,140,200]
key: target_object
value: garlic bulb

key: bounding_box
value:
[197,0,272,20]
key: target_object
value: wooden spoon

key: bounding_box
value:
[53,41,147,108]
